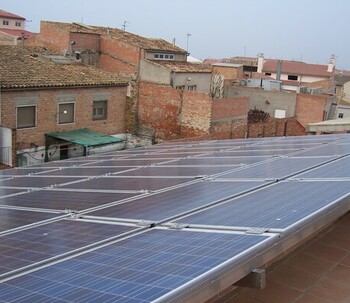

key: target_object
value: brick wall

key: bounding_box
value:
[247,118,306,138]
[39,22,70,53]
[138,82,211,140]
[98,36,140,73]
[296,94,329,127]
[210,97,249,139]
[1,86,127,148]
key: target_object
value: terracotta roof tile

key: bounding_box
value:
[41,21,186,53]
[0,45,128,89]
[263,59,333,77]
[150,60,212,73]
[0,29,33,39]
[0,9,25,20]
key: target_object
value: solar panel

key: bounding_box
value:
[61,176,194,191]
[0,228,275,303]
[114,165,235,177]
[0,219,137,277]
[292,143,350,157]
[174,180,350,230]
[162,156,269,166]
[216,156,336,179]
[294,156,350,179]
[0,190,139,211]
[0,209,63,233]
[35,166,136,176]
[83,180,267,222]
[0,176,84,188]
[1,134,350,303]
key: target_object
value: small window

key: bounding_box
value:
[176,85,185,90]
[93,100,107,120]
[338,113,344,118]
[58,103,75,124]
[288,75,298,81]
[17,106,36,129]
[15,21,21,27]
[2,20,9,26]
[265,72,271,76]
[153,53,174,60]
[187,85,197,91]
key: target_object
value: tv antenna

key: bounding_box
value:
[122,21,130,31]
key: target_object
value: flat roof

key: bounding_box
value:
[0,134,350,302]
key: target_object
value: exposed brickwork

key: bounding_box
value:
[99,37,140,73]
[210,97,249,139]
[38,22,70,53]
[296,94,330,127]
[247,117,306,138]
[212,65,243,80]
[1,86,127,149]
[138,82,211,140]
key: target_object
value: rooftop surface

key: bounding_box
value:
[0,45,128,89]
[41,21,187,53]
[0,134,349,302]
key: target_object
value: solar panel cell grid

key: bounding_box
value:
[0,229,271,303]
[0,220,136,277]
[174,181,350,229]
[0,190,138,211]
[84,180,266,221]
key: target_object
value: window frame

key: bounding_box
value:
[2,20,9,26]
[153,53,175,60]
[57,102,75,125]
[93,100,108,120]
[16,105,37,129]
[287,75,298,81]
[15,21,21,27]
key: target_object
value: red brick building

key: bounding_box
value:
[0,45,128,166]
[36,21,214,140]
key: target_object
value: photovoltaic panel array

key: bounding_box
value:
[0,134,350,303]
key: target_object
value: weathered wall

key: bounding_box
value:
[247,118,306,138]
[296,93,334,127]
[139,60,171,85]
[210,97,249,139]
[225,86,297,118]
[98,36,140,74]
[212,65,243,80]
[1,86,127,148]
[39,21,71,53]
[138,82,211,139]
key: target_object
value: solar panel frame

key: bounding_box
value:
[0,219,139,279]
[0,228,278,303]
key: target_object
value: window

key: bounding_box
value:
[338,113,344,118]
[288,75,298,81]
[176,85,185,90]
[265,72,271,76]
[58,103,75,124]
[15,21,21,27]
[2,20,9,26]
[93,100,107,120]
[187,85,197,91]
[154,53,174,60]
[17,106,36,129]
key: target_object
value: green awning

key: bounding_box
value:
[46,128,125,147]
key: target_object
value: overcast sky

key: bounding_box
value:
[2,0,350,69]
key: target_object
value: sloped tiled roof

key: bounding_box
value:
[263,59,333,77]
[0,45,128,89]
[41,21,186,53]
[0,9,25,20]
[0,28,32,39]
[150,60,211,73]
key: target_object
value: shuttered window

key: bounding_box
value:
[17,106,36,129]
